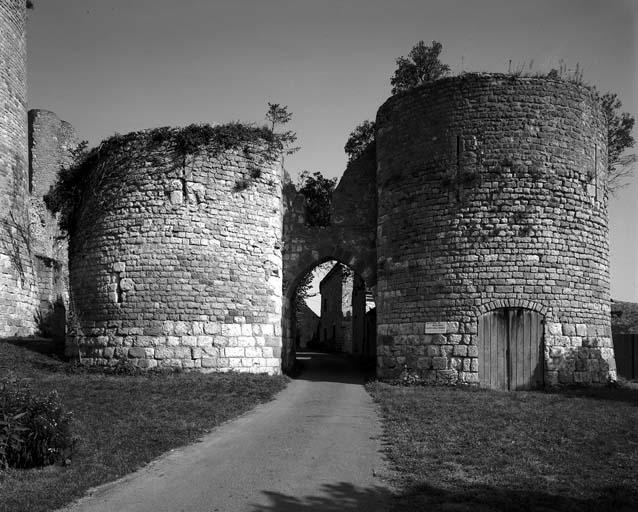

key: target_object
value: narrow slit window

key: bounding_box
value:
[594,145,598,201]
[456,135,463,201]
[181,171,188,202]
[116,274,123,304]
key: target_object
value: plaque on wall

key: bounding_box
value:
[425,322,447,333]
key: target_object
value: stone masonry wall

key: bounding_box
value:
[33,255,66,339]
[68,131,283,373]
[282,147,377,370]
[0,0,38,337]
[351,273,366,356]
[29,109,78,201]
[375,74,614,385]
[28,109,77,331]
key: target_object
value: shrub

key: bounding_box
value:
[44,122,288,235]
[344,120,376,161]
[297,171,337,227]
[0,378,73,469]
[390,40,450,94]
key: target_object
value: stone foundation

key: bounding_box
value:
[76,321,280,373]
[378,320,615,386]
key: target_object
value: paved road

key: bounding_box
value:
[60,352,391,512]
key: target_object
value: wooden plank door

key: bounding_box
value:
[508,309,543,390]
[478,308,543,390]
[479,309,509,390]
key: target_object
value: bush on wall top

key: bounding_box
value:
[44,122,285,235]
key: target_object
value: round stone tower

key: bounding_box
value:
[67,128,283,373]
[375,74,614,387]
[0,0,37,337]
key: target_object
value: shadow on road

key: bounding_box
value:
[251,481,638,512]
[291,351,373,385]
[250,482,391,512]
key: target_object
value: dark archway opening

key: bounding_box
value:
[287,259,376,382]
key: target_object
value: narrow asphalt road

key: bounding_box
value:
[59,352,392,512]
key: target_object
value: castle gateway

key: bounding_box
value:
[0,1,615,387]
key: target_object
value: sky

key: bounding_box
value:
[26,0,638,301]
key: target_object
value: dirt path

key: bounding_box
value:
[59,352,391,512]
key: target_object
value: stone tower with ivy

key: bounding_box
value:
[0,0,38,337]
[0,1,75,338]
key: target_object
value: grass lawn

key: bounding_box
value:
[367,381,638,512]
[0,339,287,512]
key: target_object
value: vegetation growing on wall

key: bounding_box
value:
[265,103,299,155]
[297,171,337,227]
[389,39,635,192]
[293,270,314,318]
[390,40,450,95]
[502,60,635,191]
[601,92,636,193]
[0,211,32,283]
[344,120,376,161]
[502,61,635,192]
[44,122,287,234]
[507,59,586,84]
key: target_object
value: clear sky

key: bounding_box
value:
[26,0,637,300]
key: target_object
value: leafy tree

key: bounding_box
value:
[297,171,337,227]
[390,40,450,95]
[266,103,292,131]
[344,120,376,161]
[600,92,636,194]
[293,270,314,317]
[265,102,299,155]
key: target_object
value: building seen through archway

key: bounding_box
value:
[293,260,376,365]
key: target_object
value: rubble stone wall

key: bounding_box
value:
[0,0,38,337]
[375,74,613,385]
[28,109,76,332]
[351,274,367,356]
[67,131,283,373]
[29,109,78,201]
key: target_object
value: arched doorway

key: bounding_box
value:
[478,308,544,390]
[284,259,376,373]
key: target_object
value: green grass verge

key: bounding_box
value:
[0,339,287,512]
[367,381,638,511]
